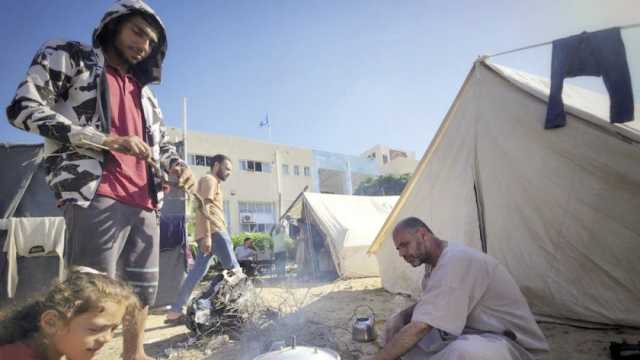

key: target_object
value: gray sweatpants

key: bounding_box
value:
[64,196,160,306]
[403,331,535,360]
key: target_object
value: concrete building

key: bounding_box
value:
[312,150,379,195]
[167,128,312,235]
[362,145,418,175]
[167,128,416,235]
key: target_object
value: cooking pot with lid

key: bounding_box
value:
[253,337,340,360]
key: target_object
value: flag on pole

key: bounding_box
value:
[259,113,270,128]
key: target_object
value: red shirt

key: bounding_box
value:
[0,342,44,359]
[96,66,155,210]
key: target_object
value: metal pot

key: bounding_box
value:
[352,305,376,343]
[254,337,340,360]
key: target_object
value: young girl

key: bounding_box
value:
[0,269,140,360]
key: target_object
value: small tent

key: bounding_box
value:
[296,192,398,278]
[368,60,640,327]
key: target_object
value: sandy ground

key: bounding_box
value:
[95,277,640,360]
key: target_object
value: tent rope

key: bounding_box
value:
[487,22,640,58]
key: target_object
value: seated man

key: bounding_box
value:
[235,238,257,276]
[367,217,549,360]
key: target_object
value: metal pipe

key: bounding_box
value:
[80,139,216,222]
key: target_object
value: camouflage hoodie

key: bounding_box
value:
[6,0,183,209]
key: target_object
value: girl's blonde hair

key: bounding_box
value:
[0,270,140,344]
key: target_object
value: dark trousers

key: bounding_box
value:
[64,196,159,306]
[238,260,256,277]
[274,251,286,276]
[546,27,634,129]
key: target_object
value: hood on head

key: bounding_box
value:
[92,0,167,85]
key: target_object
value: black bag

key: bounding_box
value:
[184,272,250,337]
[610,341,640,360]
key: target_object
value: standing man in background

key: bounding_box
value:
[6,1,194,359]
[271,223,289,278]
[165,154,244,324]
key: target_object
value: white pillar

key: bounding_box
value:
[345,159,353,195]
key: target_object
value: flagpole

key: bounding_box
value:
[262,113,272,143]
[182,97,187,160]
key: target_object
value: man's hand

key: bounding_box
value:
[171,163,195,192]
[383,304,415,345]
[200,237,212,256]
[103,135,151,160]
[383,313,407,346]
[370,321,431,360]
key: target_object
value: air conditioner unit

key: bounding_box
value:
[240,212,256,224]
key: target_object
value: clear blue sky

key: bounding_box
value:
[1,1,638,156]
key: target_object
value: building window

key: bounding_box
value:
[240,160,249,171]
[238,201,275,233]
[293,165,300,176]
[188,153,224,168]
[382,154,389,164]
[240,160,272,173]
[389,149,408,160]
[304,166,310,176]
[282,164,289,175]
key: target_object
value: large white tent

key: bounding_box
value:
[368,59,640,327]
[300,192,398,278]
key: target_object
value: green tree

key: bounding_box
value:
[231,232,273,251]
[354,173,411,196]
[231,231,295,252]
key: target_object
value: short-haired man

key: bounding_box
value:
[165,154,243,323]
[236,237,258,276]
[6,2,194,359]
[366,217,549,360]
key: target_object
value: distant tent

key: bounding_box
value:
[369,60,640,327]
[295,192,398,278]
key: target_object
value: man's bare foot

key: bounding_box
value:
[165,311,182,321]
[123,306,153,360]
[163,310,185,326]
[165,310,182,320]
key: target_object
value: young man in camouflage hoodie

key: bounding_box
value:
[6,1,194,359]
